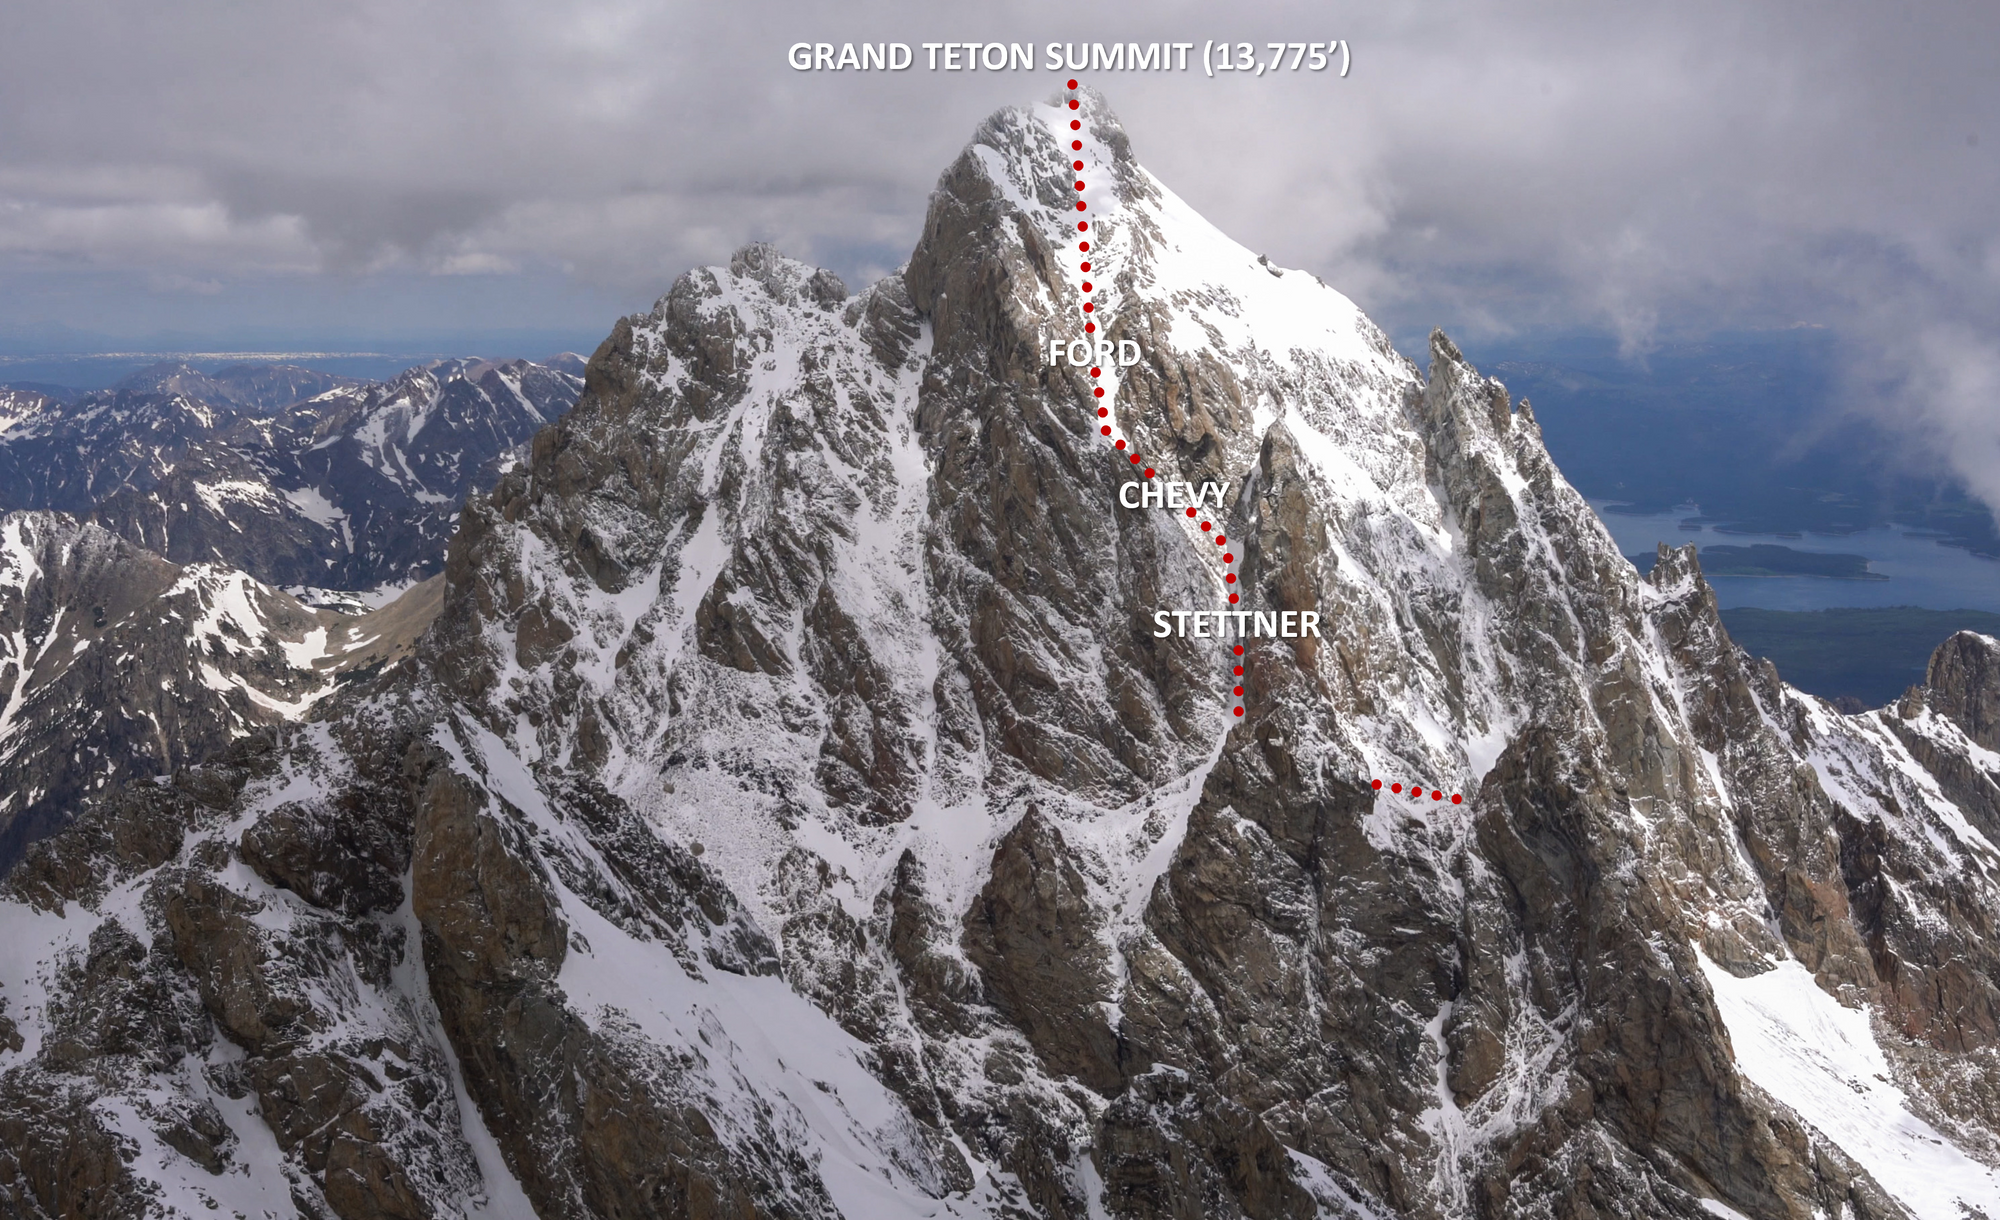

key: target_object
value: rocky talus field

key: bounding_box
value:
[2,92,1998,1219]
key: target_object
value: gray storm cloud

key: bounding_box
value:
[1,0,1996,513]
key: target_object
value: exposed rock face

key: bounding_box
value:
[964,807,1122,1092]
[409,759,834,1220]
[0,685,944,1218]
[1929,630,2000,751]
[2,90,1999,1219]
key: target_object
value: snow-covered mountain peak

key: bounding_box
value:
[6,93,2000,1219]
[409,93,1745,1013]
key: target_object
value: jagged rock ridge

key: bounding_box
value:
[2,90,1999,1219]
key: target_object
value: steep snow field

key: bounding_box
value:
[1701,953,2000,1215]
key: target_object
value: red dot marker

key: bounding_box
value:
[1075,181,1086,191]
[1452,794,1463,804]
[1214,535,1226,545]
[1067,78,1078,89]
[1101,425,1111,435]
[1142,467,1154,478]
[1073,160,1084,171]
[1228,593,1239,603]
[1233,666,1243,675]
[1077,202,1087,211]
[1432,790,1442,800]
[1392,783,1403,793]
[1069,100,1079,110]
[1093,387,1104,397]
[1224,573,1235,583]
[1185,507,1196,518]
[1129,454,1141,463]
[1114,439,1126,450]
[1085,322,1095,332]
[1071,119,1081,129]
[1372,780,1383,790]
[1089,366,1100,375]
[1078,222,1088,231]
[1097,407,1108,417]
[1072,140,1082,150]
[1083,302,1094,312]
[1233,707,1244,717]
[1200,522,1212,532]
[1232,645,1244,656]
[1079,241,1090,250]
[1223,553,1234,562]
[1081,282,1093,292]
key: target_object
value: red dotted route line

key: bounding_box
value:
[1063,81,1246,721]
[1064,83,1472,800]
[1373,779,1464,804]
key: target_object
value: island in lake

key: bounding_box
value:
[1628,543,1886,580]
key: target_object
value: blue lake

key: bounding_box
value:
[1590,502,2000,613]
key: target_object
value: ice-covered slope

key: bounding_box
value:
[3,88,1998,1219]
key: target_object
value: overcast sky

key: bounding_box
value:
[2,0,1997,501]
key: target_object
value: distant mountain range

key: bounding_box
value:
[0,353,578,872]
[97,360,360,412]
[0,355,585,594]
